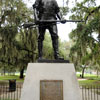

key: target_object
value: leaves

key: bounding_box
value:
[69,0,100,71]
[0,0,37,72]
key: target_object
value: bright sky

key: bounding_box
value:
[23,0,100,41]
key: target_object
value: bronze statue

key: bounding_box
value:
[33,0,65,60]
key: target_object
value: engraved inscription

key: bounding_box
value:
[40,80,63,100]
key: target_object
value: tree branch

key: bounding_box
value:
[85,5,100,22]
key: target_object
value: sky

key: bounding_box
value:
[23,0,100,41]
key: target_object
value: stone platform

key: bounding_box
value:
[20,63,82,100]
[37,59,70,63]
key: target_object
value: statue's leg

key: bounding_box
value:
[38,25,46,59]
[52,38,60,59]
[49,24,64,60]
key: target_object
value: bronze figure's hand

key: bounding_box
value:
[61,20,66,24]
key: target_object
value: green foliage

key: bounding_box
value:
[60,7,69,16]
[69,0,100,72]
[43,34,53,59]
[0,0,37,75]
[59,40,70,60]
[60,0,69,16]
[43,33,70,60]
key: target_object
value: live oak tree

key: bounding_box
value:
[69,0,100,77]
[0,0,37,78]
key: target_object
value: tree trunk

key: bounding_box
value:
[81,66,86,78]
[20,67,24,79]
[97,70,99,78]
[3,66,6,76]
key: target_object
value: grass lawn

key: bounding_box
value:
[77,73,100,86]
[78,79,100,86]
[0,75,24,85]
[0,73,100,86]
[77,73,100,78]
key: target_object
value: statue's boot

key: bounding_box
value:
[38,41,43,60]
[52,39,64,60]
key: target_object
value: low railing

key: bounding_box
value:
[80,85,100,100]
[0,85,100,100]
[0,85,22,100]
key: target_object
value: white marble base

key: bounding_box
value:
[20,63,82,100]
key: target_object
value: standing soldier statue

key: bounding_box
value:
[33,0,66,60]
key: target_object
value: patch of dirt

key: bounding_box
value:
[94,81,100,84]
[78,78,87,81]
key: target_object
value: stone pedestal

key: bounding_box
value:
[20,63,82,100]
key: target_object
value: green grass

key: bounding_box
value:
[77,73,99,78]
[77,73,100,86]
[78,80,100,86]
[0,73,100,86]
[0,75,24,83]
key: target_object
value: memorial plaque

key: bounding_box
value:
[40,80,63,100]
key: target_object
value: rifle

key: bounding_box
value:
[22,20,84,28]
